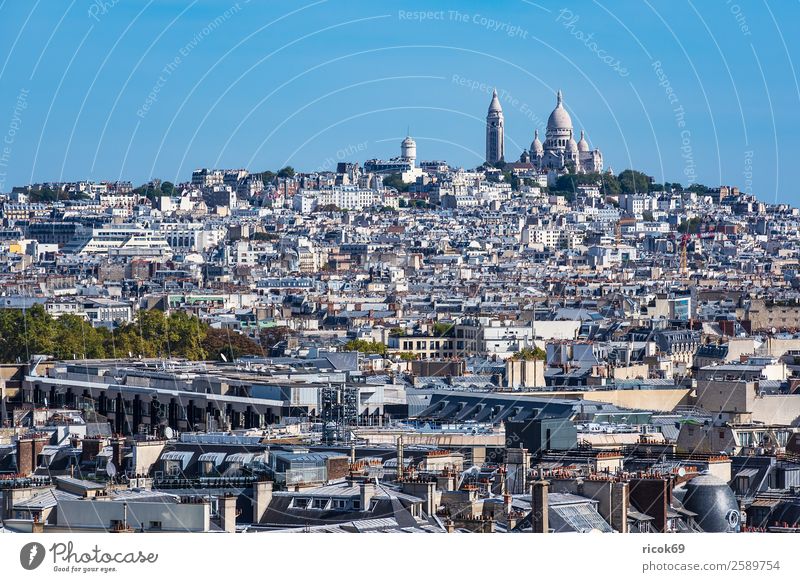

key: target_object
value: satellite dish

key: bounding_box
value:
[220,353,228,362]
[677,467,686,477]
[43,397,48,409]
[106,461,117,478]
[164,427,175,440]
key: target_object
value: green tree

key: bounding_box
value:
[432,322,454,337]
[688,183,709,195]
[259,326,290,349]
[52,314,106,360]
[344,339,387,355]
[383,173,409,193]
[678,217,702,234]
[166,310,207,360]
[203,327,262,361]
[617,169,653,194]
[511,346,546,361]
[277,166,295,178]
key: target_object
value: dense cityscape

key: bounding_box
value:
[0,87,797,535]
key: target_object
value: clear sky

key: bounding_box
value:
[0,0,798,202]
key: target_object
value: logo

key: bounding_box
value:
[19,542,46,570]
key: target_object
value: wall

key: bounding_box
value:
[524,388,690,412]
[57,499,210,532]
[751,395,800,426]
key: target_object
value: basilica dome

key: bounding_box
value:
[547,90,572,131]
[578,130,590,152]
[530,129,543,154]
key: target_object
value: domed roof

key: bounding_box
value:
[547,90,572,131]
[531,129,543,153]
[402,135,416,146]
[567,136,579,153]
[488,88,502,113]
[578,130,590,152]
[680,473,740,532]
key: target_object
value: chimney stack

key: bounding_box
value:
[610,481,629,533]
[359,480,375,511]
[251,479,273,524]
[396,436,404,480]
[16,436,47,476]
[531,479,549,533]
[219,494,238,533]
[110,436,126,473]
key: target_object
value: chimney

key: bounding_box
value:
[218,494,238,533]
[531,480,549,533]
[16,436,47,476]
[110,436,125,472]
[400,479,436,516]
[359,481,375,511]
[251,479,273,524]
[81,437,105,464]
[396,436,404,480]
[610,482,629,533]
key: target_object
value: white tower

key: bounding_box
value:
[486,88,505,164]
[401,134,416,167]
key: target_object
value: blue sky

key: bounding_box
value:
[0,0,798,201]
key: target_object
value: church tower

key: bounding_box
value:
[486,89,504,164]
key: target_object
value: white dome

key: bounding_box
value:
[578,130,590,152]
[547,90,572,131]
[531,129,543,154]
[567,136,578,153]
[488,88,502,113]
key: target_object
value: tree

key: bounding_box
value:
[166,310,207,360]
[259,326,290,349]
[203,328,262,361]
[28,186,58,203]
[553,172,620,198]
[617,169,653,194]
[344,339,387,355]
[0,307,223,363]
[383,173,409,193]
[688,183,709,195]
[432,322,454,337]
[52,314,106,360]
[641,210,654,222]
[678,217,702,234]
[277,166,295,178]
[512,346,546,361]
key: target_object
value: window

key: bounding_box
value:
[292,498,309,509]
[311,498,328,510]
[149,521,162,530]
[331,499,348,510]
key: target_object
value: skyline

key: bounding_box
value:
[0,1,798,200]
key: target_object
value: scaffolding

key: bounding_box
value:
[320,383,360,444]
